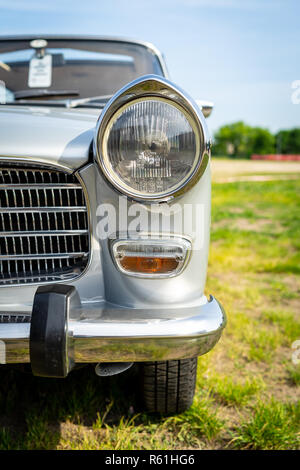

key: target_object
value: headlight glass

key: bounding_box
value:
[102,98,200,198]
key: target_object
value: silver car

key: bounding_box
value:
[0,36,226,414]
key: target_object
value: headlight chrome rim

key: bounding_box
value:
[94,75,210,202]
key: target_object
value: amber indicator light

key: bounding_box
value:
[119,256,179,274]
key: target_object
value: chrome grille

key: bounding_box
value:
[0,166,89,285]
[0,313,31,323]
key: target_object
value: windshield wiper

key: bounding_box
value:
[67,94,112,108]
[14,90,80,100]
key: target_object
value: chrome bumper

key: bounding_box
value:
[0,287,226,374]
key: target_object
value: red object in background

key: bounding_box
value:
[251,154,300,161]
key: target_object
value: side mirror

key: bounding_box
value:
[196,100,214,118]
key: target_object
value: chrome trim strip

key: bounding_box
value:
[0,184,81,190]
[0,252,88,261]
[0,207,87,213]
[73,166,94,285]
[0,273,79,284]
[0,230,88,236]
[0,156,76,174]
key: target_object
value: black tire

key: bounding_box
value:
[140,358,197,414]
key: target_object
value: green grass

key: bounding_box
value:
[0,428,14,450]
[0,164,299,450]
[206,375,263,406]
[230,400,300,450]
[264,310,300,343]
[164,396,223,442]
[287,366,300,386]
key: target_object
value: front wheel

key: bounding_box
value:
[140,358,198,414]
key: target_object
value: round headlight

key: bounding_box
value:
[99,97,202,200]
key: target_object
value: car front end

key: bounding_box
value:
[0,36,226,413]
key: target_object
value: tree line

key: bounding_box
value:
[213,122,300,158]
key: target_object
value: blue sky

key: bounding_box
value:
[0,0,299,135]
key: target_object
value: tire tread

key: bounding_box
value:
[141,358,197,413]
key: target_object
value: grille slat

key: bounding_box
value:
[0,207,87,213]
[0,252,88,260]
[0,166,89,285]
[0,230,88,236]
[0,184,81,189]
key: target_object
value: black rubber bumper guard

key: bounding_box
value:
[30,285,81,378]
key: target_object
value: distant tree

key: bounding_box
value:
[213,121,251,157]
[213,121,275,157]
[249,127,275,155]
[275,128,300,154]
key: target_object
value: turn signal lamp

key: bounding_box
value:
[111,238,191,278]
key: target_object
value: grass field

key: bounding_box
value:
[0,159,299,450]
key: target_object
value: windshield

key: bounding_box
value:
[0,38,164,105]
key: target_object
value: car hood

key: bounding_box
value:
[0,105,101,172]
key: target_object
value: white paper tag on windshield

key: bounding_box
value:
[0,80,6,104]
[28,54,52,88]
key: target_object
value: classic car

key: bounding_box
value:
[0,36,226,413]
